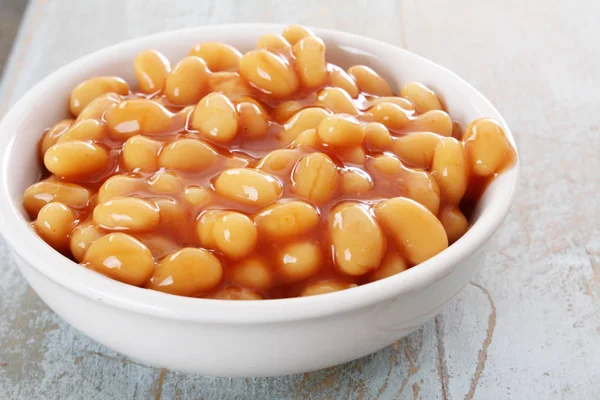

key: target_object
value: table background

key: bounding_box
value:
[0,1,599,399]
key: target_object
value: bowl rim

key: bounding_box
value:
[0,23,520,324]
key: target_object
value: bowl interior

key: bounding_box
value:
[0,24,518,322]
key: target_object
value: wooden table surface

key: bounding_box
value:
[0,1,598,399]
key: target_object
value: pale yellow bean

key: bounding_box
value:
[122,135,162,172]
[84,233,154,286]
[293,36,327,88]
[347,65,393,96]
[316,87,358,115]
[70,76,129,116]
[463,118,514,176]
[237,102,269,138]
[367,252,408,282]
[58,119,106,143]
[364,122,393,151]
[273,100,305,123]
[239,50,299,98]
[279,107,331,144]
[93,196,160,232]
[317,114,364,147]
[431,137,468,204]
[40,119,74,156]
[24,180,90,218]
[366,96,416,113]
[291,152,339,203]
[230,257,273,290]
[301,280,357,297]
[368,155,441,214]
[134,234,180,259]
[281,24,313,45]
[277,241,321,282]
[76,93,120,122]
[257,33,292,55]
[207,71,253,98]
[212,211,258,259]
[392,132,442,169]
[256,149,302,176]
[159,138,219,172]
[70,222,104,262]
[212,286,263,300]
[400,82,443,112]
[188,42,242,71]
[148,170,183,194]
[439,206,469,243]
[338,146,366,165]
[165,56,209,105]
[183,185,211,207]
[196,210,224,249]
[405,110,453,136]
[366,102,410,130]
[341,169,373,195]
[97,175,146,204]
[191,93,238,143]
[214,168,283,207]
[374,197,448,265]
[329,65,360,98]
[329,202,386,276]
[105,99,172,139]
[290,128,321,149]
[134,50,171,94]
[255,200,319,241]
[35,202,75,251]
[148,248,222,295]
[44,141,109,179]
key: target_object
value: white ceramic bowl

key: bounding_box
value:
[0,24,519,377]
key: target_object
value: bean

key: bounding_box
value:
[239,50,299,98]
[134,50,171,94]
[214,168,282,207]
[230,257,273,290]
[191,93,238,143]
[188,42,242,71]
[122,135,162,172]
[439,206,469,243]
[84,233,154,286]
[293,36,327,88]
[277,241,322,282]
[431,137,468,204]
[329,202,386,275]
[105,99,172,139]
[317,114,364,147]
[392,132,442,169]
[367,252,408,282]
[35,202,75,251]
[93,196,160,232]
[70,76,129,116]
[24,180,90,218]
[400,82,443,113]
[148,248,223,296]
[159,138,219,172]
[374,197,448,265]
[255,200,320,241]
[347,65,392,96]
[291,152,339,203]
[301,280,357,296]
[165,56,209,105]
[44,141,109,179]
[463,118,513,176]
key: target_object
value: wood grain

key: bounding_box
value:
[0,0,599,398]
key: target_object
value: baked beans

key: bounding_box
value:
[26,25,516,299]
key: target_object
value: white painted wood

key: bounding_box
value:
[0,0,598,398]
